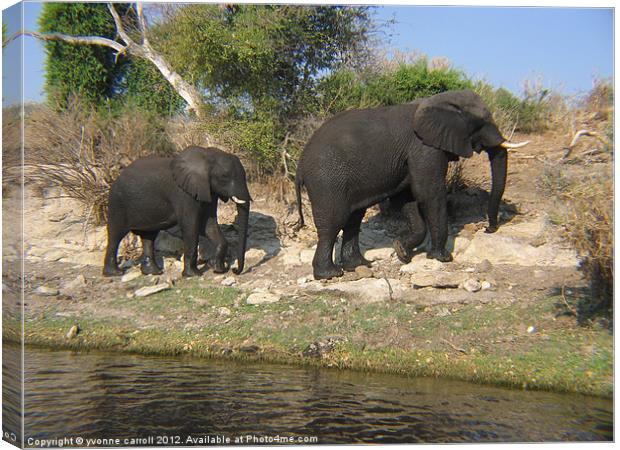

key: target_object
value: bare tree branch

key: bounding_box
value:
[21,2,206,118]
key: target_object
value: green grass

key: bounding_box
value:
[5,282,613,398]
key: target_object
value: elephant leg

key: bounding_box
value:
[136,230,163,275]
[394,201,427,263]
[204,204,229,274]
[410,154,452,263]
[180,216,202,278]
[313,227,344,280]
[340,208,371,271]
[102,222,128,277]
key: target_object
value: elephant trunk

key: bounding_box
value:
[485,146,508,233]
[233,202,249,274]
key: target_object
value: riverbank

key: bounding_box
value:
[3,267,612,398]
[3,127,612,399]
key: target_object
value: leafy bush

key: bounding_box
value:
[318,58,473,115]
[21,99,176,224]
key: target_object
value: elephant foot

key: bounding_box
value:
[209,258,229,274]
[341,255,372,272]
[485,225,498,234]
[102,265,124,277]
[427,249,453,263]
[393,238,413,264]
[141,257,163,276]
[313,265,344,280]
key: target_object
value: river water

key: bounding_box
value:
[3,345,613,445]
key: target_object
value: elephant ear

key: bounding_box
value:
[170,147,212,203]
[413,103,474,158]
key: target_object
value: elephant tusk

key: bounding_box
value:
[232,196,246,204]
[501,140,530,149]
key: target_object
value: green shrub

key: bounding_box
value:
[318,58,473,115]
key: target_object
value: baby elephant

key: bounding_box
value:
[103,146,251,278]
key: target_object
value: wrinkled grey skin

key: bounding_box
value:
[295,90,508,280]
[103,146,251,278]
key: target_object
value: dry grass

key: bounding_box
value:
[15,99,176,224]
[2,106,22,190]
[540,164,613,311]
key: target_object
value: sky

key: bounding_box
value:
[1,2,615,107]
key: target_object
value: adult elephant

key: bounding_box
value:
[103,146,251,278]
[295,90,528,280]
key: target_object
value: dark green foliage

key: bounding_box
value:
[39,3,118,108]
[114,59,185,116]
[39,3,184,115]
[318,59,473,115]
[152,4,373,172]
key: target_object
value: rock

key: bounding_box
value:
[481,280,492,290]
[462,278,482,293]
[121,270,142,283]
[299,249,315,264]
[297,276,309,287]
[44,249,66,262]
[527,325,536,334]
[400,255,443,273]
[302,336,347,358]
[245,248,267,266]
[48,212,68,222]
[411,272,468,289]
[308,278,404,304]
[221,277,237,287]
[364,247,394,261]
[35,285,59,296]
[461,233,578,267]
[134,283,170,297]
[217,307,232,317]
[62,274,86,290]
[476,259,493,273]
[65,325,80,339]
[354,265,373,279]
[246,292,281,305]
[451,236,471,254]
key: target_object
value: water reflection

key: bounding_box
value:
[7,345,613,444]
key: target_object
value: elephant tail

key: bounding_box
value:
[294,171,305,229]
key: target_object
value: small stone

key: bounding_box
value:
[364,248,394,261]
[246,292,281,305]
[462,278,482,293]
[65,325,80,339]
[476,259,493,273]
[245,248,267,265]
[217,307,232,316]
[400,256,443,273]
[121,270,142,283]
[134,283,170,297]
[221,277,236,287]
[35,285,59,296]
[481,281,492,290]
[62,274,86,290]
[297,276,309,287]
[527,325,536,334]
[354,265,373,279]
[410,272,437,288]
